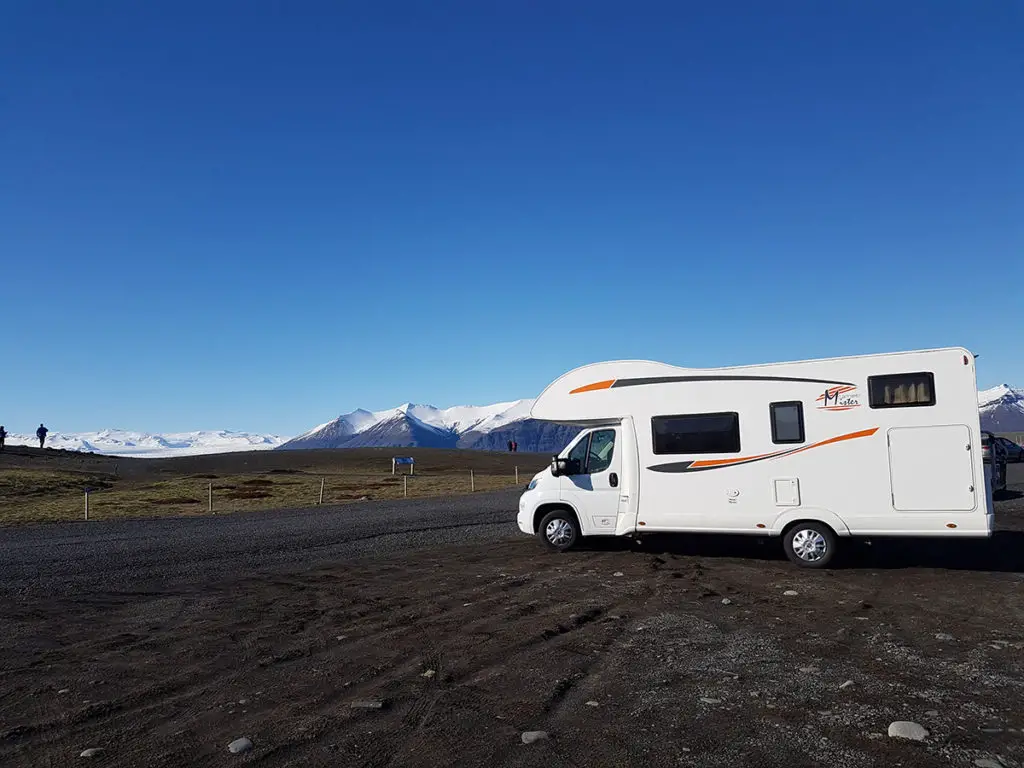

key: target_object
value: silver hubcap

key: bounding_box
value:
[545,519,574,546]
[792,529,827,561]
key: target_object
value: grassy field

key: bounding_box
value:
[0,446,549,524]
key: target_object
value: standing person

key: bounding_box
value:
[512,440,518,453]
[36,423,48,449]
[0,425,6,453]
[507,439,513,452]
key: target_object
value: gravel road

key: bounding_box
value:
[0,490,522,598]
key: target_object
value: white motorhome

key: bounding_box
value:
[517,348,994,567]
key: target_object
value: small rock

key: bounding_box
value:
[839,680,855,690]
[783,590,799,596]
[924,710,939,717]
[80,748,104,758]
[238,699,248,705]
[613,572,624,577]
[935,633,955,641]
[888,721,929,741]
[521,731,548,744]
[227,738,253,754]
[699,697,722,704]
[975,759,1004,768]
[463,603,472,607]
[336,635,348,641]
[421,669,436,679]
[799,666,819,674]
[585,701,600,707]
[58,689,71,695]
[721,598,732,605]
[867,732,884,740]
[350,700,386,709]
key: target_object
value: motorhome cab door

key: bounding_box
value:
[560,427,625,534]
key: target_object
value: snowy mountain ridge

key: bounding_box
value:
[978,384,1024,432]
[286,399,533,444]
[2,429,286,458]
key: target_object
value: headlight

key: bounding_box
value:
[527,479,538,491]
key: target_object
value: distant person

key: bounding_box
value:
[512,440,518,453]
[507,440,513,452]
[36,423,48,449]
[0,425,6,453]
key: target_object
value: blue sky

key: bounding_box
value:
[1,1,1021,435]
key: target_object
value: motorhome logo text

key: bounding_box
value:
[816,385,861,411]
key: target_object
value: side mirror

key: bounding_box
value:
[550,457,568,477]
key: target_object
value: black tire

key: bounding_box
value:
[537,508,580,552]
[783,522,837,568]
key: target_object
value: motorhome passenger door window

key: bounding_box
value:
[770,401,805,444]
[651,412,741,454]
[587,429,616,473]
[868,372,935,408]
[566,434,591,474]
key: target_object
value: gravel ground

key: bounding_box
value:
[0,490,522,599]
[0,467,1021,767]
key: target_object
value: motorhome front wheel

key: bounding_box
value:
[783,522,837,568]
[538,509,580,552]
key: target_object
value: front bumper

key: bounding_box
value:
[517,494,533,535]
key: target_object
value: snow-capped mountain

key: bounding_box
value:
[2,429,286,458]
[279,400,579,453]
[979,385,1024,432]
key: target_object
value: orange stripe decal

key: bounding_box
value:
[570,379,615,394]
[690,452,776,468]
[786,427,878,457]
[686,427,878,469]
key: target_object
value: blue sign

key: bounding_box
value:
[393,457,415,465]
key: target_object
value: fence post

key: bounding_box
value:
[403,474,408,498]
[319,477,325,505]
[84,490,89,521]
[470,469,475,492]
[208,482,213,513]
[515,466,519,484]
[392,458,396,475]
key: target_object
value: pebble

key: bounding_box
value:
[975,759,1004,768]
[80,748,104,758]
[421,669,436,679]
[839,680,855,690]
[935,632,955,641]
[799,666,819,674]
[58,689,71,695]
[888,721,929,741]
[350,700,386,709]
[924,710,939,717]
[699,697,722,704]
[721,598,732,605]
[227,738,253,754]
[585,701,600,707]
[335,635,348,641]
[238,699,248,705]
[783,590,799,596]
[521,731,548,744]
[613,572,624,577]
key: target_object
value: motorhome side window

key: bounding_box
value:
[566,430,616,474]
[587,429,616,473]
[867,372,936,408]
[770,401,804,444]
[651,412,740,455]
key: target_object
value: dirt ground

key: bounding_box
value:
[1,474,1022,767]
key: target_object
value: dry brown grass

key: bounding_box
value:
[0,467,529,524]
